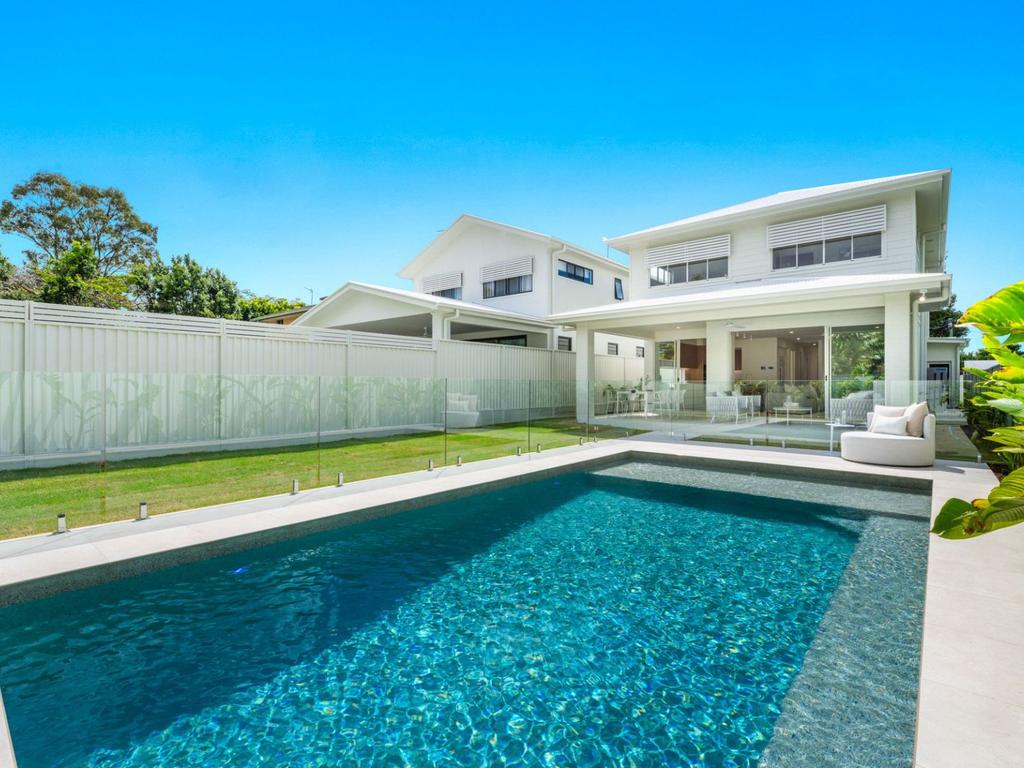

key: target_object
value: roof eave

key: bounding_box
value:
[549,273,951,325]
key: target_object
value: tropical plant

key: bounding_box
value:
[932,280,1024,539]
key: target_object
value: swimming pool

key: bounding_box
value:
[0,461,930,767]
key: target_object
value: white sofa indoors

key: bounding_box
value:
[840,403,935,467]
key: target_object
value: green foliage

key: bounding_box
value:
[937,281,1024,539]
[130,254,241,318]
[830,327,884,378]
[932,468,1024,538]
[929,294,969,338]
[236,293,305,321]
[37,241,130,308]
[0,171,158,275]
[0,246,13,283]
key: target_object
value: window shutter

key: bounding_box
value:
[646,234,730,268]
[767,204,886,248]
[480,257,533,282]
[422,271,463,293]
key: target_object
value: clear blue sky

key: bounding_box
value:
[1,1,1021,343]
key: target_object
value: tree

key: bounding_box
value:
[0,246,14,283]
[37,241,130,308]
[236,293,305,321]
[130,254,241,318]
[929,294,969,338]
[0,171,158,276]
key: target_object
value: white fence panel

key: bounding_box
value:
[0,301,578,468]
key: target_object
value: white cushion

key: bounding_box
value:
[904,401,929,438]
[848,390,874,400]
[874,405,907,418]
[870,414,909,435]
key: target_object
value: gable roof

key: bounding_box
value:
[293,281,555,329]
[606,169,951,251]
[398,213,628,279]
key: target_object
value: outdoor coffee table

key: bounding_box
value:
[772,406,812,425]
[826,421,856,452]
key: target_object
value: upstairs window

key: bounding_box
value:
[483,274,532,298]
[557,260,593,284]
[607,342,619,355]
[614,277,624,300]
[768,205,885,271]
[422,271,463,297]
[430,287,462,300]
[646,234,730,287]
[649,257,728,286]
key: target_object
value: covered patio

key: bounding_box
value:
[552,272,956,425]
[295,281,556,348]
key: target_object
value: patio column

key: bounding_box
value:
[884,292,912,405]
[574,325,595,423]
[705,321,733,390]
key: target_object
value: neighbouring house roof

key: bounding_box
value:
[397,213,629,279]
[293,281,556,329]
[928,336,969,346]
[606,169,951,251]
[253,306,312,322]
[549,272,952,324]
[965,359,1001,371]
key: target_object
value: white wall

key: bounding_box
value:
[549,249,628,314]
[628,188,920,301]
[409,221,552,317]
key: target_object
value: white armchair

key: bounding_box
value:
[840,411,936,467]
[706,395,745,423]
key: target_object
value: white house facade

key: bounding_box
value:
[295,214,647,361]
[548,169,957,417]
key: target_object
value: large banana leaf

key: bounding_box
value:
[959,280,1024,342]
[932,468,1024,538]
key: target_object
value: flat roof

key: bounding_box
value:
[549,272,952,324]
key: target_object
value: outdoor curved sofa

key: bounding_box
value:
[840,410,936,467]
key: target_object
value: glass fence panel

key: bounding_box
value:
[526,379,587,452]
[443,378,529,464]
[0,371,983,541]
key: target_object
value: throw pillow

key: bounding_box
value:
[874,405,907,418]
[870,414,909,435]
[904,401,929,437]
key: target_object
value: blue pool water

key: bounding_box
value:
[0,464,928,767]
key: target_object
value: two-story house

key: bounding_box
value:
[549,169,956,416]
[294,214,646,358]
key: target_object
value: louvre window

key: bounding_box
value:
[483,274,532,298]
[558,260,593,284]
[431,287,462,300]
[557,336,572,351]
[649,256,728,286]
[636,346,645,358]
[607,342,619,355]
[769,205,885,271]
[646,234,730,287]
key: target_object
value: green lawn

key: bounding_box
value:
[0,419,637,539]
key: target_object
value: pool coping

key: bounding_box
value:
[0,437,1015,768]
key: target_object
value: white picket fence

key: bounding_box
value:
[0,300,579,468]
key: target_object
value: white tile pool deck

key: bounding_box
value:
[0,436,1018,768]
